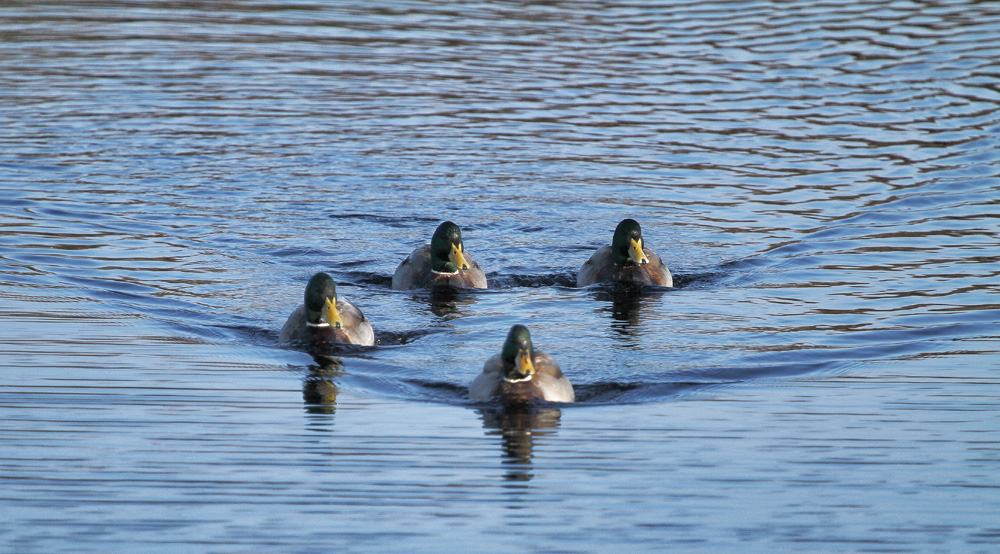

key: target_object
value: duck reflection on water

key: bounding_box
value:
[478,403,563,482]
[302,356,344,416]
[591,283,666,341]
[400,286,479,319]
[427,286,478,318]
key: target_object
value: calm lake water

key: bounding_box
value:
[2,1,999,552]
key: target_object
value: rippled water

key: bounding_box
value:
[2,1,999,552]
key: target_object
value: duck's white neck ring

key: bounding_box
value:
[504,375,533,383]
[306,322,331,328]
[431,269,459,276]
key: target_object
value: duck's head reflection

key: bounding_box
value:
[302,356,344,415]
[422,286,479,317]
[593,284,659,339]
[478,403,563,482]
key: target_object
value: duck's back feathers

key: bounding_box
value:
[279,297,375,346]
[577,245,672,287]
[469,353,504,400]
[522,363,575,402]
[392,244,487,290]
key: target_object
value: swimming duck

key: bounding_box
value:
[279,272,375,346]
[470,325,575,403]
[577,218,672,287]
[392,221,487,290]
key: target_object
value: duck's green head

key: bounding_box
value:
[304,272,343,329]
[430,220,470,274]
[611,218,650,267]
[501,324,536,382]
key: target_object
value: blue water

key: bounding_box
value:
[2,1,999,552]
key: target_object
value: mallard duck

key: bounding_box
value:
[470,325,575,403]
[279,272,375,346]
[577,218,672,287]
[392,221,487,290]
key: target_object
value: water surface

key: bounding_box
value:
[2,1,999,552]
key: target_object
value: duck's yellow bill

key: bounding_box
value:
[629,238,649,265]
[450,243,470,271]
[515,349,535,378]
[323,297,343,329]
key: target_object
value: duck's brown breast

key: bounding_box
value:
[499,379,546,403]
